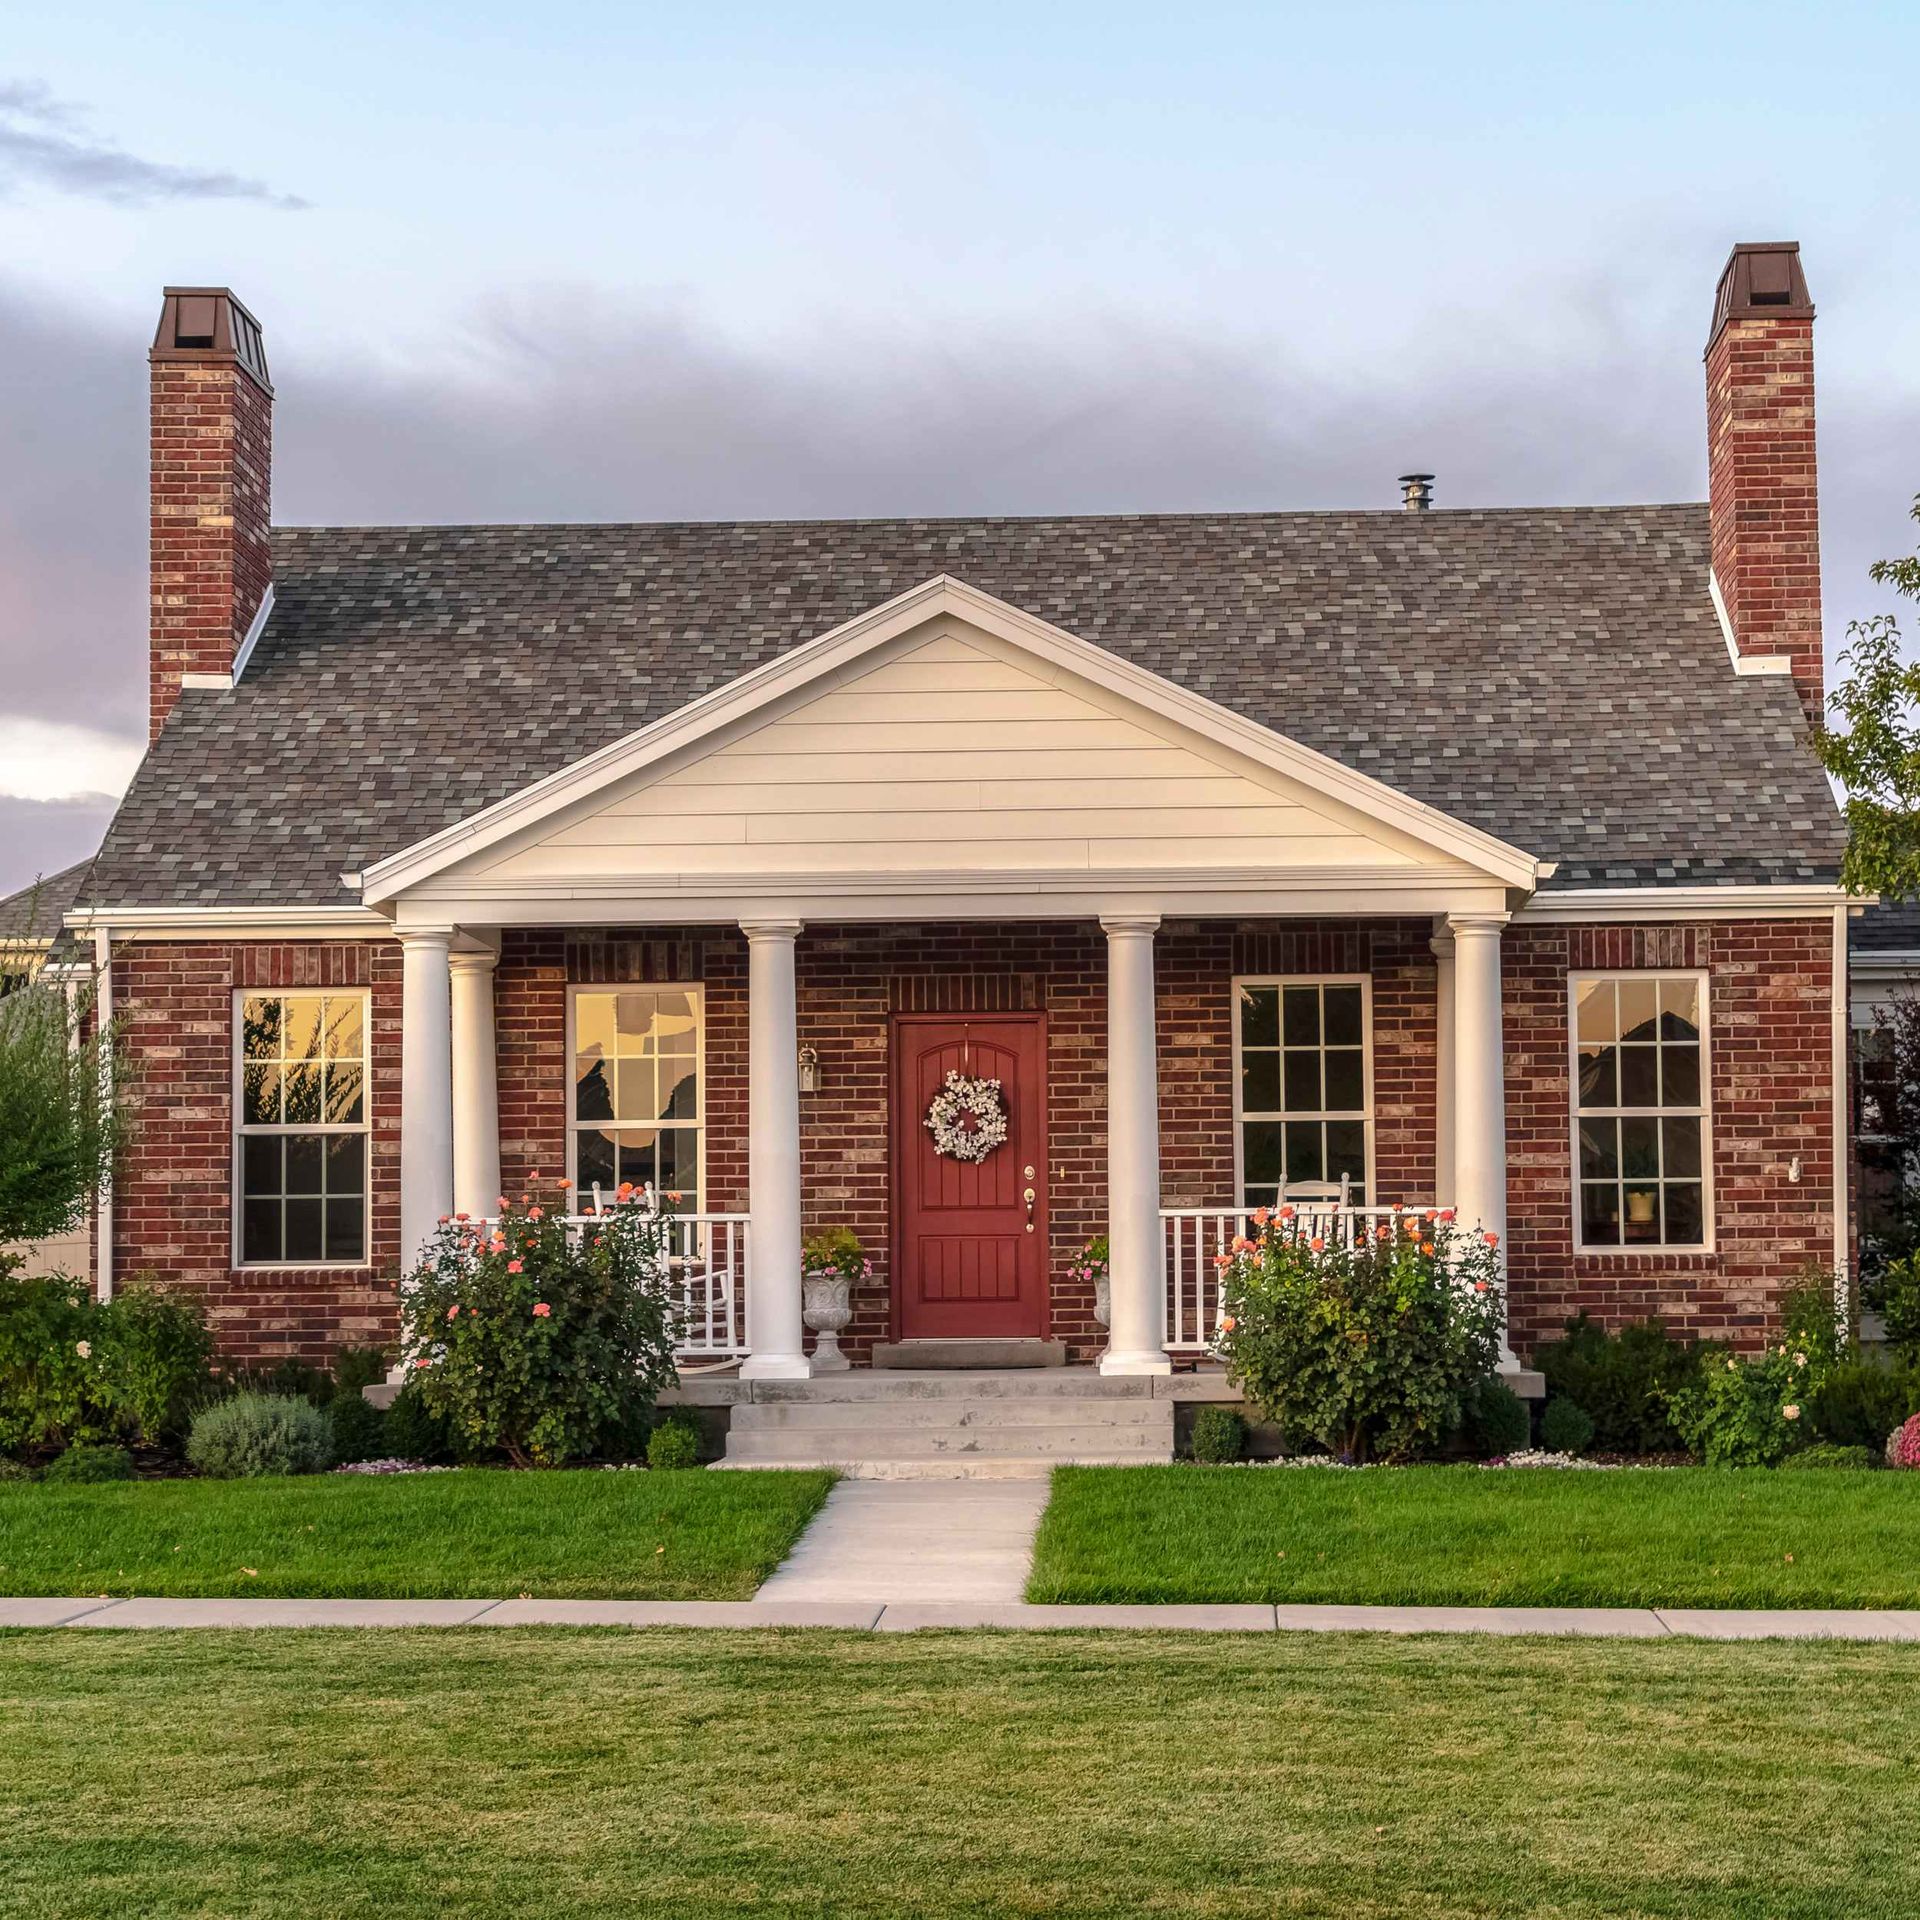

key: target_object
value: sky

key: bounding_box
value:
[0,0,1916,895]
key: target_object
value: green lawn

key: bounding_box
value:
[1028,1464,1920,1608]
[3,1628,1919,1918]
[0,1469,833,1601]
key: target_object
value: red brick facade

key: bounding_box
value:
[110,940,400,1364]
[103,914,1839,1368]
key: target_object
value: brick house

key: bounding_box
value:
[57,245,1850,1434]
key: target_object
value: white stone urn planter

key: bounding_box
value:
[1093,1271,1112,1330]
[801,1273,853,1372]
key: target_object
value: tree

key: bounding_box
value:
[1816,493,1920,900]
[0,909,131,1253]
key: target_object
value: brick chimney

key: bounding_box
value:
[149,288,273,740]
[1704,242,1822,725]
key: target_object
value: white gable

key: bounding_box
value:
[362,576,1537,918]
[465,621,1465,885]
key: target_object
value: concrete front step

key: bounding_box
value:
[744,1368,1156,1403]
[723,1421,1173,1465]
[732,1396,1167,1432]
[872,1338,1067,1369]
[718,1457,1142,1480]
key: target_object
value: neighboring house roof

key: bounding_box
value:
[0,857,96,941]
[1852,899,1920,957]
[82,504,1846,911]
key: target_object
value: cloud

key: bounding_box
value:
[0,797,114,901]
[0,259,1914,870]
[0,717,143,802]
[0,78,308,209]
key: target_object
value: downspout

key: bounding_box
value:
[1832,905,1850,1326]
[92,925,114,1302]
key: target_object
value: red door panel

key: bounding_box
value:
[892,1015,1047,1340]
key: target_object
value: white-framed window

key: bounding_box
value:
[1232,976,1373,1208]
[234,989,370,1267]
[1570,971,1712,1251]
[567,985,704,1210]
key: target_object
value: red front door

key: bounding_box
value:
[892,1014,1048,1341]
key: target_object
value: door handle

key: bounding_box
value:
[1024,1186,1036,1232]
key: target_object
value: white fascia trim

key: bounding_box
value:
[1851,949,1920,980]
[177,585,276,692]
[1708,568,1793,678]
[1517,884,1855,923]
[358,574,1541,903]
[63,903,391,940]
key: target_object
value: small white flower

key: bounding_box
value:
[75,1340,92,1359]
[1794,1352,1807,1367]
[1783,1404,1801,1421]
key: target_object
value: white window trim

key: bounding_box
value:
[563,983,707,1208]
[1230,974,1375,1207]
[1567,968,1715,1255]
[231,986,373,1271]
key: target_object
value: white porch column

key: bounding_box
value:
[399,927,455,1272]
[449,945,502,1219]
[1430,925,1456,1206]
[740,919,811,1380]
[1448,912,1512,1361]
[1099,914,1171,1376]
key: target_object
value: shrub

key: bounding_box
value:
[1532,1314,1714,1454]
[400,1185,680,1467]
[1673,1345,1823,1467]
[44,1442,134,1484]
[1808,1358,1920,1451]
[328,1393,389,1467]
[226,1357,334,1406]
[1539,1396,1596,1456]
[95,1281,215,1446]
[381,1382,451,1463]
[646,1412,703,1471]
[1890,1414,1920,1470]
[0,1456,35,1481]
[1215,1206,1503,1461]
[1189,1405,1248,1463]
[1781,1443,1879,1471]
[1462,1377,1530,1457]
[186,1393,333,1479]
[332,1345,389,1398]
[1883,1256,1920,1362]
[0,1274,115,1455]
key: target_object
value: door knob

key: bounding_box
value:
[1024,1186,1036,1232]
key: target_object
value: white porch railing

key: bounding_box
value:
[475,1194,751,1360]
[1161,1203,1410,1351]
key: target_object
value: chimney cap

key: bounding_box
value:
[150,286,271,392]
[1708,242,1813,351]
[1398,472,1435,512]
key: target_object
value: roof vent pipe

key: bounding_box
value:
[1398,473,1435,512]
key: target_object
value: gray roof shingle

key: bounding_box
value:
[82,504,1845,910]
[0,857,97,940]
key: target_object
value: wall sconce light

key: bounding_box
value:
[1787,1156,1802,1185]
[797,1043,821,1095]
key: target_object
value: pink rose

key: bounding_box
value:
[1309,1236,1325,1253]
[528,1206,544,1221]
[507,1260,523,1274]
[1484,1231,1500,1250]
[413,1356,430,1369]
[446,1305,458,1321]
[1439,1208,1456,1223]
[533,1302,552,1318]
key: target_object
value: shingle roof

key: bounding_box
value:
[83,504,1845,910]
[0,857,97,941]
[1853,900,1920,955]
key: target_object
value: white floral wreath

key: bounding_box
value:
[924,1069,1010,1163]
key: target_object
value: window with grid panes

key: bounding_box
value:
[1573,974,1709,1248]
[570,987,703,1208]
[236,991,369,1264]
[1235,979,1371,1207]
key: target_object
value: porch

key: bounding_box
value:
[392,907,1518,1383]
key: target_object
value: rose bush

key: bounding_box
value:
[1212,1205,1504,1462]
[400,1182,680,1466]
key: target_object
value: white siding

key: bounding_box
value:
[471,621,1456,884]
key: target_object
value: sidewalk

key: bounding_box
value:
[8,1595,1920,1638]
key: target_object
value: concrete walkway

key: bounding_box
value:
[8,1596,1920,1638]
[754,1479,1050,1604]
